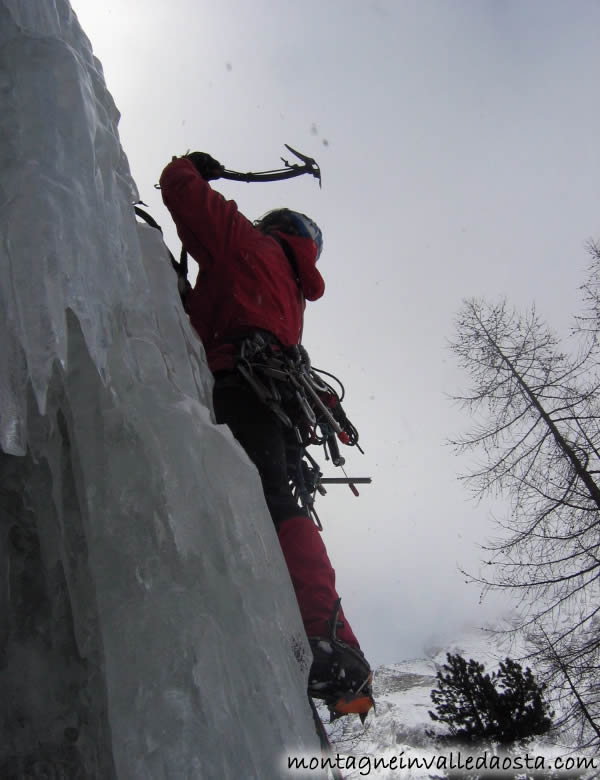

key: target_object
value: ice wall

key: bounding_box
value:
[0,1,320,777]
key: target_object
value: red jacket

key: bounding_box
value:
[159,158,325,372]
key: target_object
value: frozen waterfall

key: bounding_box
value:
[0,1,320,776]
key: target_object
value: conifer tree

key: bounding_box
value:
[429,653,553,747]
[450,277,600,748]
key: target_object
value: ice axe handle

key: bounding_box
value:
[219,144,321,187]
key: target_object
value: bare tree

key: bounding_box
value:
[450,290,600,750]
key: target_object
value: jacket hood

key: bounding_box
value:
[274,231,325,301]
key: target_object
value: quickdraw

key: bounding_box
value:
[234,332,371,528]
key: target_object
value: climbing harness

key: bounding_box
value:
[234,332,371,528]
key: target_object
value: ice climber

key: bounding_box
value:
[159,151,374,719]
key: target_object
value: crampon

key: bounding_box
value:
[308,637,375,723]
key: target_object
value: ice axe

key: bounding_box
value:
[155,145,321,189]
[219,144,321,188]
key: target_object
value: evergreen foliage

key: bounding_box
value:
[429,653,553,747]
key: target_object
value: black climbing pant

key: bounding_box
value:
[213,375,307,528]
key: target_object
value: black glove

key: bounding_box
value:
[184,152,224,181]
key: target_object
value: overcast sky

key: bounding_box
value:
[72,0,600,666]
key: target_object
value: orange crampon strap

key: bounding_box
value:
[331,678,375,723]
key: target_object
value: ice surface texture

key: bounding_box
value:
[0,1,318,777]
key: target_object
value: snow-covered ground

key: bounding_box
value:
[319,627,596,780]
